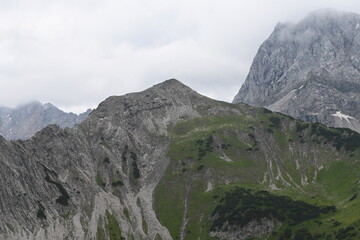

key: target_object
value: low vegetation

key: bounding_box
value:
[154,107,360,240]
[211,187,335,231]
[111,180,124,187]
[36,203,46,220]
[96,173,106,187]
[97,210,124,240]
[296,122,360,152]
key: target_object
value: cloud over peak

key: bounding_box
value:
[0,0,360,112]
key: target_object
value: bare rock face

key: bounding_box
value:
[1,78,359,239]
[0,101,91,140]
[233,9,360,133]
[0,79,241,240]
[209,218,280,240]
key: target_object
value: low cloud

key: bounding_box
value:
[0,0,360,112]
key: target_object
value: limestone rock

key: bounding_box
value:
[233,9,360,133]
[0,101,91,140]
[0,79,241,240]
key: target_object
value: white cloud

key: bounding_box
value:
[0,0,360,113]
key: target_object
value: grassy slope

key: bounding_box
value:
[96,210,124,240]
[154,107,360,240]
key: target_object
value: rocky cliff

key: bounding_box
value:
[233,9,360,133]
[0,80,242,240]
[1,79,360,240]
[0,101,91,140]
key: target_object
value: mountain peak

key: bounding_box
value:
[233,9,360,133]
[43,102,57,109]
[272,9,360,37]
[307,8,358,18]
[16,100,42,109]
[0,101,91,140]
[274,9,358,32]
[2,76,360,239]
[155,78,182,85]
[151,78,192,91]
[87,79,203,127]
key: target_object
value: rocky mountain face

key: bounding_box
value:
[233,10,360,133]
[1,79,360,240]
[0,80,237,240]
[0,101,91,140]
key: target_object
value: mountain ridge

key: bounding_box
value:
[233,9,360,133]
[0,101,91,140]
[1,79,360,239]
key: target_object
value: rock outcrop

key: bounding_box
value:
[209,218,279,240]
[0,101,91,140]
[233,9,360,133]
[1,79,360,239]
[0,79,241,240]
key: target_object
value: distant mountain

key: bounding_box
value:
[0,101,91,140]
[1,79,360,239]
[233,9,360,133]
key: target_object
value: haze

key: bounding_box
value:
[1,0,360,113]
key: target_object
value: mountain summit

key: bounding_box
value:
[233,10,360,132]
[0,101,91,140]
[2,79,360,239]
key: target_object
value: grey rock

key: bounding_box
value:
[233,9,360,132]
[0,101,91,140]
[0,79,242,240]
[210,218,280,240]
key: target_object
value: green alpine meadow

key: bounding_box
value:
[155,100,360,240]
[2,8,360,240]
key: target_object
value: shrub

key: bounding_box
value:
[111,180,124,187]
[279,228,292,240]
[205,135,214,152]
[197,165,205,171]
[263,108,272,114]
[349,194,358,201]
[96,173,106,188]
[269,116,281,128]
[210,187,335,231]
[130,152,137,161]
[36,204,46,220]
[294,228,314,240]
[132,161,140,179]
[103,157,110,164]
[296,122,310,132]
[267,128,274,133]
[310,124,360,151]
[336,227,356,240]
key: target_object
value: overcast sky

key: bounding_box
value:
[1,0,360,113]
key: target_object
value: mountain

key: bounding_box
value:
[0,101,91,140]
[233,9,360,133]
[1,79,360,240]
